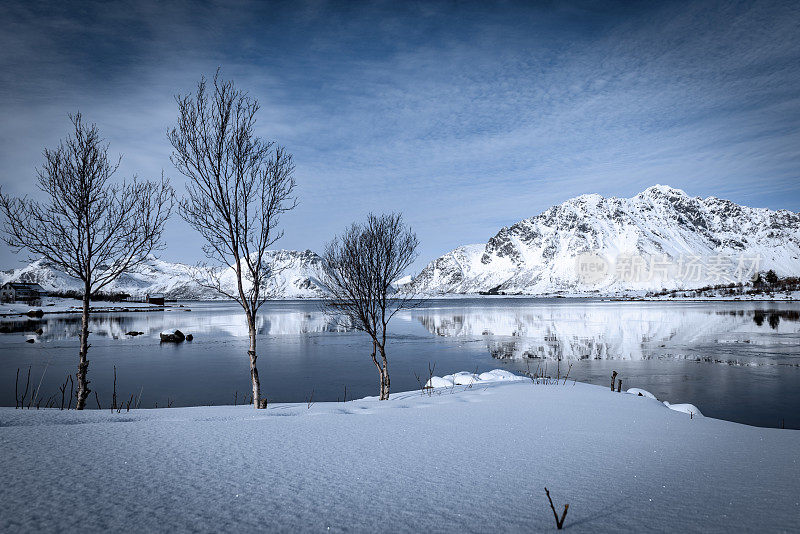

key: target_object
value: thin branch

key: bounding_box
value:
[545,487,569,530]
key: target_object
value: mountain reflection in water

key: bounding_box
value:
[414,303,800,361]
[0,307,347,342]
[2,299,799,428]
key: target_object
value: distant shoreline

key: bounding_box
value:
[1,293,797,318]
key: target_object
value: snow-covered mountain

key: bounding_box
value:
[0,250,328,299]
[404,185,800,295]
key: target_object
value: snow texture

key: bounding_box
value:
[1,376,797,532]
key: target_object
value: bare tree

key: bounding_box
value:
[321,213,419,400]
[168,71,297,409]
[0,113,173,409]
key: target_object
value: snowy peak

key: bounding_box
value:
[636,184,689,200]
[406,186,800,295]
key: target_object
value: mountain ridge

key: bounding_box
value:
[0,250,328,299]
[3,185,798,298]
[403,185,800,295]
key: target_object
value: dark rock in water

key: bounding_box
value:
[25,338,35,343]
[35,328,44,335]
[185,334,193,341]
[26,309,44,318]
[0,326,11,333]
[126,331,144,336]
[160,330,186,343]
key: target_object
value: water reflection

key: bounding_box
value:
[415,303,800,361]
[2,299,799,428]
[750,309,800,329]
[0,306,347,342]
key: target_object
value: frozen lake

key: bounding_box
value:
[2,298,799,428]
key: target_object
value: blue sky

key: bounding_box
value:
[1,0,799,272]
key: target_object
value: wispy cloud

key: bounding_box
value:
[1,0,799,271]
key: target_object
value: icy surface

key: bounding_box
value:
[1,378,798,532]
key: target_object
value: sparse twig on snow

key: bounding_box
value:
[67,374,73,410]
[18,366,31,409]
[14,368,20,409]
[544,487,569,530]
[414,361,436,397]
[562,363,573,385]
[111,366,118,412]
[29,363,49,409]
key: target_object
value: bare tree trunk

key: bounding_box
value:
[1,114,172,413]
[378,344,390,400]
[76,283,91,410]
[369,340,387,400]
[247,312,263,408]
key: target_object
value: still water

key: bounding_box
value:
[2,298,799,428]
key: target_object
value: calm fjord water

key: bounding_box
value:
[2,298,799,428]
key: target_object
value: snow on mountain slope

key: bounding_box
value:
[0,250,327,299]
[405,185,800,294]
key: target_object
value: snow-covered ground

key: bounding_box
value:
[1,374,797,532]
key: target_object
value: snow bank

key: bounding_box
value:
[626,388,703,416]
[626,387,657,399]
[430,373,705,421]
[425,368,526,388]
[663,401,704,417]
[1,379,796,532]
[477,369,524,382]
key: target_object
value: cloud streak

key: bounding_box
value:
[1,0,799,272]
